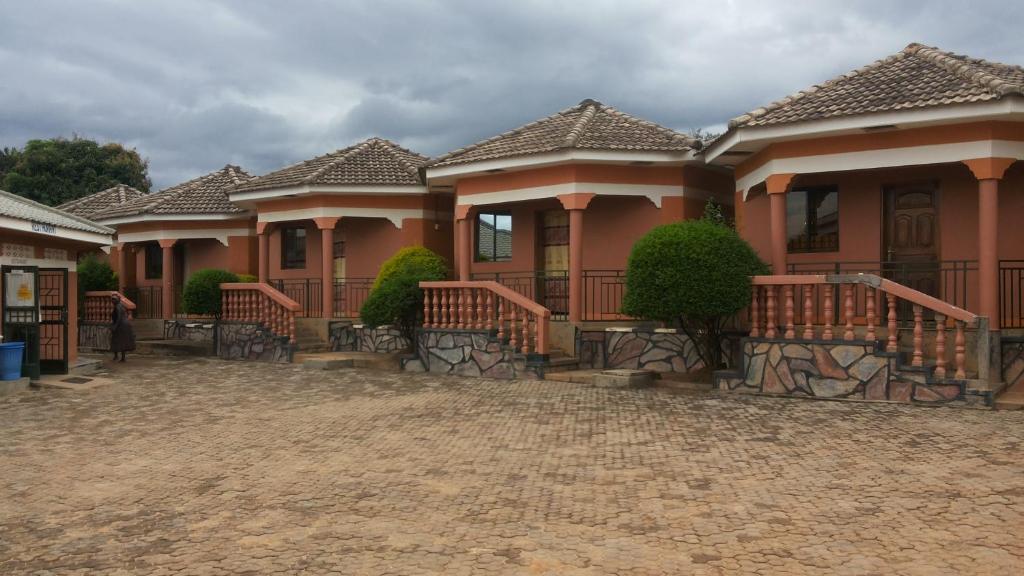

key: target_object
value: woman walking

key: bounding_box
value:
[110,293,135,362]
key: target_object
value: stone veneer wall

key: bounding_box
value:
[716,339,982,406]
[329,322,410,353]
[1002,337,1024,391]
[402,329,542,380]
[78,323,111,351]
[578,328,703,373]
[216,322,292,363]
[164,320,215,342]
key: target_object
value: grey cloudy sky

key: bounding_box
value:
[2,0,1022,190]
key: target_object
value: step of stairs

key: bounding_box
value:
[995,379,1024,410]
[135,339,212,357]
[294,351,403,372]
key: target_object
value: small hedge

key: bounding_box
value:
[181,269,239,317]
[77,253,117,295]
[621,217,767,368]
[372,246,448,290]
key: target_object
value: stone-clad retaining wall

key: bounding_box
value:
[403,329,542,380]
[216,322,293,363]
[329,322,410,353]
[578,328,703,373]
[1002,337,1024,391]
[164,320,215,342]
[79,323,110,351]
[716,339,984,406]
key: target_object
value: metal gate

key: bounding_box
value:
[38,268,69,374]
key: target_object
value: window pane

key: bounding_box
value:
[494,214,512,261]
[476,213,511,262]
[145,244,162,279]
[476,214,496,261]
[786,190,809,252]
[282,226,307,269]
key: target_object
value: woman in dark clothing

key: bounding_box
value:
[110,293,135,362]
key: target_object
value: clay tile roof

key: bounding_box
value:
[0,189,113,236]
[729,43,1024,129]
[57,184,146,219]
[428,99,701,168]
[232,137,427,194]
[96,165,252,221]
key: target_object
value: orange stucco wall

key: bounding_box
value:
[738,161,1024,313]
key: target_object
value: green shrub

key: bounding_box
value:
[181,269,239,317]
[77,253,117,295]
[236,273,258,283]
[621,219,767,369]
[360,274,424,343]
[372,246,448,290]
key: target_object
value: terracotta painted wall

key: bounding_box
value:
[737,161,1024,314]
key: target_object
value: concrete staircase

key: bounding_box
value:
[544,347,580,373]
[995,380,1024,410]
[293,321,332,353]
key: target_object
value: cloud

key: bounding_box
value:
[1,0,1022,189]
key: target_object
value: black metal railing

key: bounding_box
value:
[471,271,569,320]
[123,286,163,319]
[1001,260,1024,329]
[582,270,629,321]
[271,278,323,318]
[333,278,374,318]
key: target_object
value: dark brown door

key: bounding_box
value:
[884,183,939,297]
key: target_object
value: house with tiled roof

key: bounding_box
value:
[57,183,146,220]
[699,43,1024,404]
[87,165,257,319]
[424,98,734,324]
[1,189,114,377]
[228,137,452,319]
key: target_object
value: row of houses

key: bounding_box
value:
[4,43,1024,395]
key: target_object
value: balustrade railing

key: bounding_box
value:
[470,271,568,319]
[420,281,551,355]
[221,283,301,344]
[749,274,988,381]
[333,278,374,318]
[83,291,137,323]
[1000,260,1024,329]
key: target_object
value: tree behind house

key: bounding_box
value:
[0,137,151,205]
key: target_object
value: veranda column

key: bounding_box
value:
[158,239,176,320]
[256,222,272,283]
[963,158,1016,329]
[314,217,340,319]
[455,205,472,281]
[558,193,595,324]
[766,174,796,274]
[116,243,129,293]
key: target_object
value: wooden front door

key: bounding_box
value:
[883,183,939,297]
[540,210,569,315]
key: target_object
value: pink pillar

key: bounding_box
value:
[963,158,1016,329]
[765,174,795,275]
[256,223,270,284]
[116,243,129,293]
[158,239,176,320]
[314,217,340,319]
[557,193,595,324]
[456,205,472,281]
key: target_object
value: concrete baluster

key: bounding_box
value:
[497,298,505,341]
[843,284,855,341]
[750,286,761,338]
[475,289,484,329]
[803,285,814,340]
[886,293,898,353]
[520,309,530,354]
[912,304,924,367]
[508,305,518,350]
[784,285,795,339]
[823,285,834,340]
[865,288,877,341]
[485,292,494,331]
[765,286,777,339]
[934,313,947,378]
[954,321,966,379]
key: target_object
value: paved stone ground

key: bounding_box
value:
[1,357,1023,575]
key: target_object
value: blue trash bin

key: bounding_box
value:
[0,342,25,381]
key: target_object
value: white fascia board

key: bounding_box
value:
[228,184,429,203]
[116,228,254,247]
[0,215,113,246]
[705,99,1024,163]
[256,207,439,229]
[425,149,699,181]
[0,255,78,271]
[455,182,715,208]
[98,212,252,226]
[737,139,1024,198]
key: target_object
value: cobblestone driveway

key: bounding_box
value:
[1,357,1022,575]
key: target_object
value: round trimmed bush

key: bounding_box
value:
[621,219,767,368]
[360,274,424,341]
[371,246,448,290]
[181,269,239,317]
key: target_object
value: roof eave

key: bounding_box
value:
[229,183,429,204]
[97,211,253,226]
[704,98,1024,165]
[425,148,700,183]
